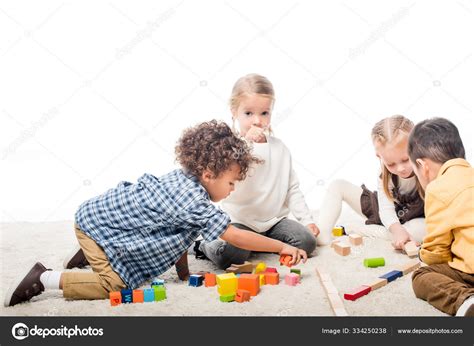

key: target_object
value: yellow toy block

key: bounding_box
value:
[332,226,345,237]
[216,273,238,295]
[255,262,267,274]
[259,274,266,286]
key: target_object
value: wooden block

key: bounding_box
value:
[403,241,419,258]
[396,259,421,275]
[219,293,235,302]
[332,226,345,237]
[284,273,300,286]
[279,255,293,267]
[379,270,403,283]
[235,289,251,303]
[343,285,371,301]
[331,239,341,248]
[238,274,260,296]
[334,243,351,256]
[132,289,144,303]
[143,288,154,302]
[327,293,344,309]
[225,261,254,274]
[204,273,217,287]
[364,278,388,291]
[109,291,122,306]
[255,262,267,274]
[264,272,279,285]
[323,281,339,295]
[315,267,331,282]
[333,307,349,317]
[121,289,133,303]
[349,234,363,245]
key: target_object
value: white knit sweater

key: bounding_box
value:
[221,135,313,233]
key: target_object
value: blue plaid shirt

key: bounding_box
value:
[75,169,230,288]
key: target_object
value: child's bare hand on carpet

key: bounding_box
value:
[390,224,416,250]
[307,223,320,237]
[279,244,307,265]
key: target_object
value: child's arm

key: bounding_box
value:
[220,225,307,265]
[175,251,190,281]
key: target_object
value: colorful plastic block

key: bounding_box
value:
[349,234,363,245]
[264,267,278,273]
[217,273,238,295]
[290,268,301,276]
[238,274,260,296]
[151,278,165,287]
[279,255,293,267]
[143,288,155,302]
[235,289,251,303]
[285,273,300,286]
[363,257,385,268]
[226,261,254,273]
[189,274,204,287]
[332,226,345,237]
[259,274,266,286]
[204,273,216,287]
[132,289,144,303]
[343,285,371,301]
[153,286,166,301]
[255,262,267,274]
[379,270,403,283]
[121,289,133,303]
[264,272,279,285]
[109,291,121,306]
[219,293,235,302]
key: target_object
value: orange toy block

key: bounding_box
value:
[109,291,122,306]
[264,272,280,285]
[237,274,260,296]
[279,255,293,267]
[132,289,144,303]
[235,289,251,303]
[204,273,217,287]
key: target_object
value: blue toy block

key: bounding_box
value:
[151,278,165,287]
[189,274,204,287]
[379,270,403,283]
[121,289,133,303]
[143,288,155,302]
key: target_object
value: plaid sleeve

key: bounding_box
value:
[183,198,230,242]
[201,207,231,242]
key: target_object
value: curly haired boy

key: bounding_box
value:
[5,120,307,306]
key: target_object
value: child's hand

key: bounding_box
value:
[390,224,417,250]
[245,126,266,143]
[279,244,307,265]
[307,223,320,237]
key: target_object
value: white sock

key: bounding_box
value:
[40,271,62,290]
[455,295,474,316]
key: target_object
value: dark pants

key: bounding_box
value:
[199,218,317,270]
[412,263,474,315]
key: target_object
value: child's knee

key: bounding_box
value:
[299,232,317,255]
[411,267,430,298]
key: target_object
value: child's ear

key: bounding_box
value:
[201,169,214,183]
[416,158,429,176]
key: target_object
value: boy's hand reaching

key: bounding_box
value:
[279,244,307,265]
[390,224,419,250]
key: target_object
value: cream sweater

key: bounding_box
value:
[221,136,313,233]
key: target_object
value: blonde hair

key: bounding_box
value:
[229,73,275,134]
[371,115,423,200]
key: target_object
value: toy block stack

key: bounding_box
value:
[109,278,167,306]
[284,273,300,286]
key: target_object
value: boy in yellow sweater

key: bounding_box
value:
[408,117,474,316]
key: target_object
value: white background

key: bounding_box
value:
[1,0,473,222]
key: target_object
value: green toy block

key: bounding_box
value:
[363,257,385,268]
[216,273,238,295]
[153,286,166,301]
[219,293,235,302]
[290,268,301,276]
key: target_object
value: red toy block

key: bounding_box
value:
[235,289,251,303]
[264,272,280,285]
[204,273,216,287]
[132,289,144,303]
[343,285,371,301]
[264,267,278,273]
[279,255,293,267]
[109,291,121,306]
[237,274,260,296]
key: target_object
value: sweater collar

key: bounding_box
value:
[437,158,471,178]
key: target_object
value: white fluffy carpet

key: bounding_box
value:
[0,220,446,316]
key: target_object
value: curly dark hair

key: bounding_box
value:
[175,120,262,180]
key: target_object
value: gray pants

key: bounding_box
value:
[199,218,317,270]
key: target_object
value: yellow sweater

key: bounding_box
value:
[420,158,474,274]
